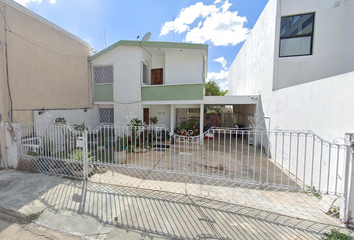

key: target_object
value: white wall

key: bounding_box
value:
[228,0,278,101]
[142,48,152,85]
[229,0,354,140]
[268,71,354,141]
[165,52,203,85]
[276,0,354,89]
[228,0,354,196]
[150,105,171,128]
[34,106,100,129]
[93,46,142,124]
[151,55,165,69]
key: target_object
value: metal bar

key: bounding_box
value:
[310,134,315,191]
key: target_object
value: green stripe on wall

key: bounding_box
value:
[94,84,113,102]
[142,84,204,101]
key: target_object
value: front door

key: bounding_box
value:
[143,108,149,124]
[151,68,163,85]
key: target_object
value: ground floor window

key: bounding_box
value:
[99,108,114,123]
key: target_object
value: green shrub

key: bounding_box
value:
[322,229,354,240]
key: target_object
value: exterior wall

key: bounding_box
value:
[267,71,354,141]
[228,0,354,140]
[0,0,91,126]
[151,55,165,69]
[92,46,142,124]
[141,84,204,101]
[94,85,114,102]
[165,52,203,85]
[149,105,171,128]
[33,106,100,129]
[276,0,354,89]
[228,0,354,193]
[228,0,278,101]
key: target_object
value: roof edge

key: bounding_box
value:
[91,40,208,61]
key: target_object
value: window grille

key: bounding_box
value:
[99,108,114,123]
[93,65,113,84]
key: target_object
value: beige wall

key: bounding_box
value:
[0,0,92,168]
[0,0,92,126]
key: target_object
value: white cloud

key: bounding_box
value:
[207,69,228,91]
[160,0,249,46]
[160,2,218,36]
[213,57,227,69]
[14,0,57,6]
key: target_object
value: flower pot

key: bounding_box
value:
[71,164,94,177]
[97,165,108,174]
[114,150,126,164]
[132,147,147,153]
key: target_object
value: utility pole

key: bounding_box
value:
[3,6,12,122]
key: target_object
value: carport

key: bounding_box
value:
[203,95,259,128]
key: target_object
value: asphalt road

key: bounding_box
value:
[0,208,79,240]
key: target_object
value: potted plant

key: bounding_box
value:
[55,117,67,125]
[150,116,158,125]
[67,149,94,177]
[114,137,127,164]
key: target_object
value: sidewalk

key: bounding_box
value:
[0,170,353,240]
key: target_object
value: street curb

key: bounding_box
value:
[0,207,31,224]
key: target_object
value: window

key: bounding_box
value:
[143,63,148,84]
[99,108,114,123]
[279,13,314,57]
[93,65,113,84]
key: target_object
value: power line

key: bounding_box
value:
[10,31,88,58]
[0,8,88,58]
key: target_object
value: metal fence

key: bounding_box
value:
[17,121,352,224]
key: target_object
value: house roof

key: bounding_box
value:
[91,40,208,61]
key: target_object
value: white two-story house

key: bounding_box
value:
[91,40,208,133]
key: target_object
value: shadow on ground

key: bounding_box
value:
[1,170,353,240]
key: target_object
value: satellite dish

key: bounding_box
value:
[142,32,151,41]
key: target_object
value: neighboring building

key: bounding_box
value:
[228,0,354,141]
[0,0,92,167]
[90,40,208,133]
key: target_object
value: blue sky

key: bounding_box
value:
[15,0,268,90]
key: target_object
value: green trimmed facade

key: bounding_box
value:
[94,84,113,102]
[142,84,204,101]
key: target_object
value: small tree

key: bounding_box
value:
[205,81,228,96]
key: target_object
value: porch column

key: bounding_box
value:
[199,104,204,143]
[170,104,176,132]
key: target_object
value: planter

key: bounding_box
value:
[132,147,147,153]
[114,150,126,164]
[97,165,108,174]
[71,164,94,177]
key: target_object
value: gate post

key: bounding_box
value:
[83,130,88,180]
[343,133,354,227]
[4,122,21,169]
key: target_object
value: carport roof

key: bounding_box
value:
[203,95,259,105]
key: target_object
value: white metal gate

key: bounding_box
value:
[17,120,353,224]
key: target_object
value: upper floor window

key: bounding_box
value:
[93,65,113,84]
[279,13,314,57]
[143,63,148,84]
